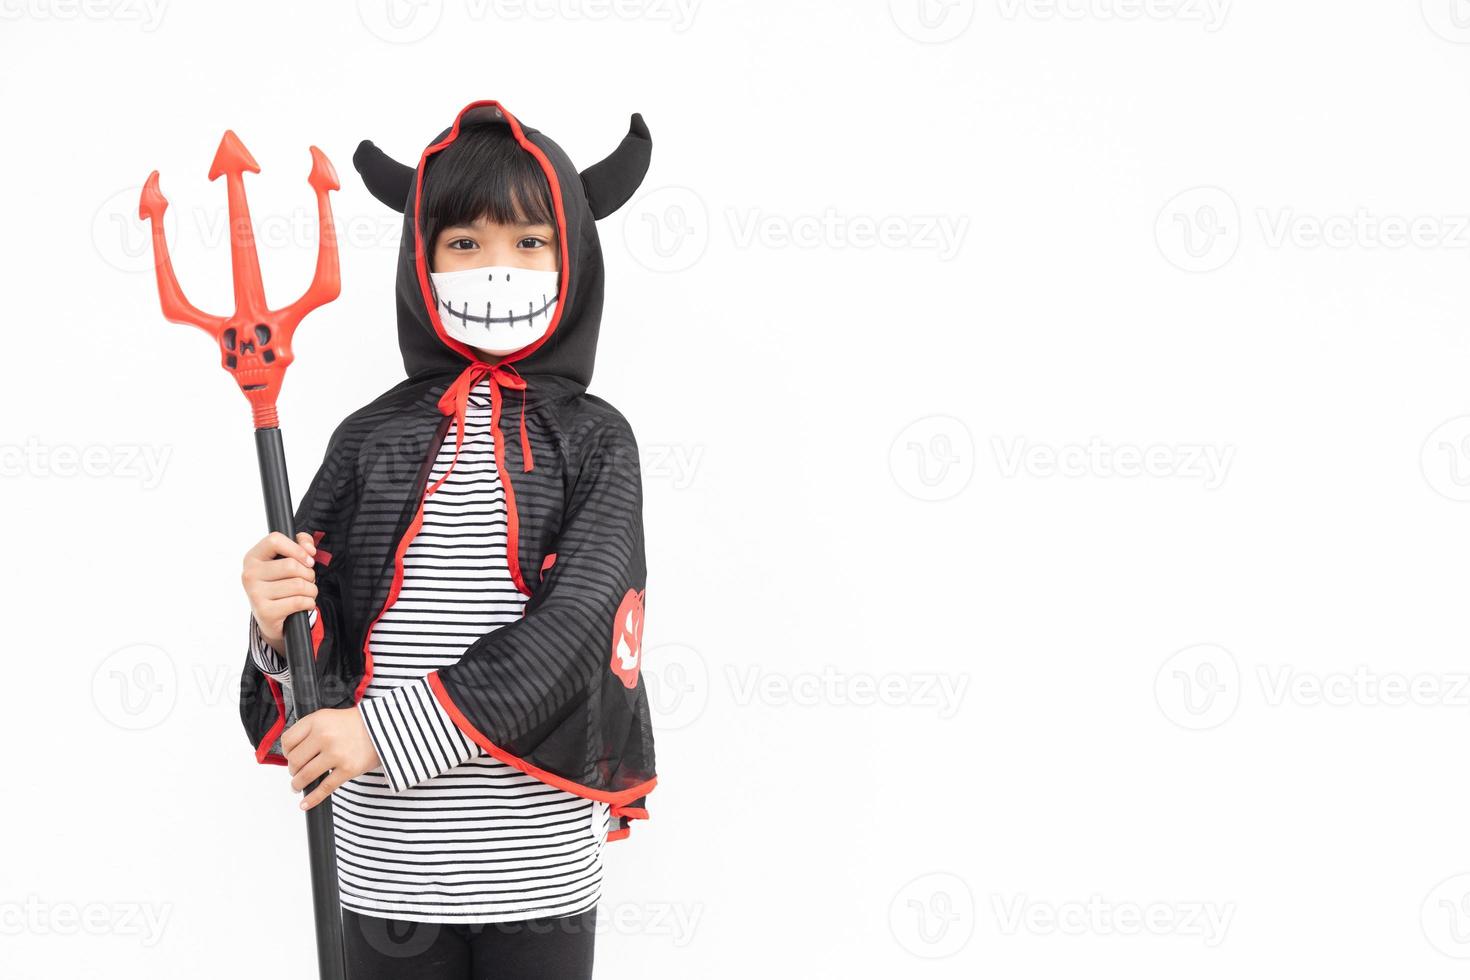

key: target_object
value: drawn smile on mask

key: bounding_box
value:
[428,265,560,356]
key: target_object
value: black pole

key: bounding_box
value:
[255,425,347,980]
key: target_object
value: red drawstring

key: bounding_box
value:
[430,360,535,496]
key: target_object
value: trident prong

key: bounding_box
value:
[139,131,341,428]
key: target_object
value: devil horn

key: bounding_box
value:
[353,139,414,213]
[579,113,652,221]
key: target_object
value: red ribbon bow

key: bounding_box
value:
[430,359,535,495]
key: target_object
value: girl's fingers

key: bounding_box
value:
[291,751,333,793]
[301,769,349,811]
[265,596,317,623]
[251,557,316,584]
[281,716,313,754]
[256,577,319,602]
[246,531,315,567]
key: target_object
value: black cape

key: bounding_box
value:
[239,99,657,840]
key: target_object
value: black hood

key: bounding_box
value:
[351,100,651,393]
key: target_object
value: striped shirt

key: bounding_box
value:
[251,377,609,923]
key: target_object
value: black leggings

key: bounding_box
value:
[342,905,597,980]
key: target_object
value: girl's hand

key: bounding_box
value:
[282,708,383,811]
[242,531,318,652]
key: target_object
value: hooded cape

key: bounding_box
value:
[238,99,657,840]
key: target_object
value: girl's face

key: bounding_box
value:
[432,216,558,274]
[429,216,560,363]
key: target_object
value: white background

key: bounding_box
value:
[5,0,1470,977]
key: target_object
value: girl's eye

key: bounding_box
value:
[447,238,477,250]
[517,237,547,249]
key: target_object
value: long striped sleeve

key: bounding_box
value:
[248,613,293,681]
[357,677,479,793]
[248,607,479,792]
[248,609,319,685]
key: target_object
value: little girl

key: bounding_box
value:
[237,100,657,979]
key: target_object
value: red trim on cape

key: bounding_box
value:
[425,670,657,808]
[354,488,431,704]
[488,377,532,596]
[255,675,288,766]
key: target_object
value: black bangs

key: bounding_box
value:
[420,121,556,258]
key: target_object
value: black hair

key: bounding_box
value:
[420,121,557,267]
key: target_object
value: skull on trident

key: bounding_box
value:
[138,131,341,428]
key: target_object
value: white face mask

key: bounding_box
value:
[428,265,560,356]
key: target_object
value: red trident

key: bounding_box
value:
[138,131,341,428]
[137,133,348,980]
